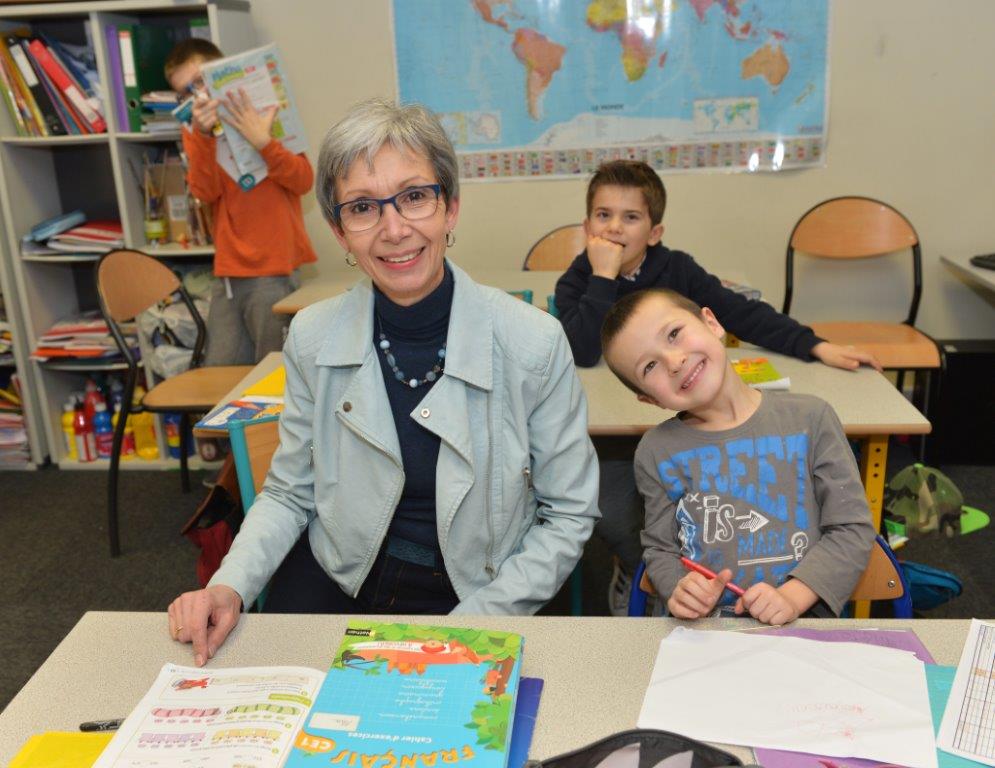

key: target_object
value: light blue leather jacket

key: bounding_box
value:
[211,262,600,614]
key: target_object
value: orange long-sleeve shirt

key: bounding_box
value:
[182,128,318,277]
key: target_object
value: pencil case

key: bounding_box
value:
[524,728,759,768]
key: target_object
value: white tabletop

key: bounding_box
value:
[207,347,929,439]
[0,612,975,765]
[579,347,930,436]
[941,253,995,293]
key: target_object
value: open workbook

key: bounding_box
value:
[93,620,534,768]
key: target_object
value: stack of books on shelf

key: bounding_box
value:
[0,33,106,137]
[139,90,181,133]
[0,374,29,466]
[0,317,13,366]
[31,310,136,363]
[21,210,123,258]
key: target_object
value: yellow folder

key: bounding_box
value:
[10,731,113,767]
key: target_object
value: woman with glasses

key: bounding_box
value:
[168,98,600,665]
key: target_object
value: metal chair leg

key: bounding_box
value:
[179,413,191,493]
[109,371,138,557]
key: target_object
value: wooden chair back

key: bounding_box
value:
[96,249,181,321]
[851,535,907,602]
[789,197,918,259]
[229,416,282,504]
[524,224,586,270]
[783,196,924,326]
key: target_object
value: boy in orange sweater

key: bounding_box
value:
[165,39,317,365]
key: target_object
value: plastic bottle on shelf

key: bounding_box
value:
[112,403,136,460]
[163,413,193,458]
[93,401,114,459]
[83,378,104,423]
[61,397,78,461]
[72,399,97,463]
[132,411,159,461]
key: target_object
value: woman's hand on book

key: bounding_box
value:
[168,585,243,667]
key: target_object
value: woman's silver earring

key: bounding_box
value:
[345,253,357,267]
[446,231,456,248]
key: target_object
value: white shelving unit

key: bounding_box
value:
[0,0,255,469]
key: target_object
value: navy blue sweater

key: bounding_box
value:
[373,267,453,553]
[553,242,823,367]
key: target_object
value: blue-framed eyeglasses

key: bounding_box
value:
[333,184,442,233]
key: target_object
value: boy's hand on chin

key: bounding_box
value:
[588,236,625,280]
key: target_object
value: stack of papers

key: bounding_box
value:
[638,627,937,768]
[0,374,29,466]
[22,211,123,256]
[31,311,136,362]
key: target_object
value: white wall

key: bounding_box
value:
[248,0,995,339]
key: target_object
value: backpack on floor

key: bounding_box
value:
[179,453,243,587]
[901,560,963,612]
[885,463,963,537]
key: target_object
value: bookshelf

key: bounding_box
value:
[0,0,254,468]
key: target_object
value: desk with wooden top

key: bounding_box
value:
[273,269,562,314]
[0,612,977,766]
[196,346,929,536]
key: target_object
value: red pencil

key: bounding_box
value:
[680,556,746,597]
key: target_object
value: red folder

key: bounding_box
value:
[27,39,106,132]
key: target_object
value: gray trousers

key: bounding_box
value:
[204,273,299,366]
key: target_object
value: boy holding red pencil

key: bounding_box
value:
[600,288,876,624]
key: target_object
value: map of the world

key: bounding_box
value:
[392,0,829,179]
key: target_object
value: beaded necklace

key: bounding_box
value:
[375,315,446,389]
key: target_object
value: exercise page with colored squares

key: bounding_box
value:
[93,664,324,767]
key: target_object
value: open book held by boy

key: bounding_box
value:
[601,289,876,624]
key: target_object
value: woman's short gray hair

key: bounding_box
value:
[316,97,460,227]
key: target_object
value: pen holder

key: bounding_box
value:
[144,218,167,245]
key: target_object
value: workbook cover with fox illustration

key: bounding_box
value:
[286,621,524,768]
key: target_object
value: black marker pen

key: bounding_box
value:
[79,718,124,732]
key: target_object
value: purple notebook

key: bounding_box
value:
[104,24,129,132]
[753,628,934,768]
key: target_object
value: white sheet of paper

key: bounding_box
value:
[937,619,995,766]
[637,628,937,768]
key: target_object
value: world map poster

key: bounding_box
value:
[392,0,829,180]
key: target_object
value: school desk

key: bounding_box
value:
[272,269,562,314]
[941,253,995,294]
[0,612,978,766]
[196,347,929,539]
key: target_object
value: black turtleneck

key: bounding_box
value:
[372,265,454,553]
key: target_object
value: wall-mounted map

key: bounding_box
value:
[392,0,829,180]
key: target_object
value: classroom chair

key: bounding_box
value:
[228,413,282,612]
[523,224,586,270]
[627,535,913,619]
[95,249,253,557]
[781,197,942,455]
